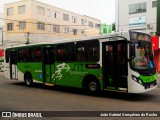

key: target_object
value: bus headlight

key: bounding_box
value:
[131,75,143,85]
[137,78,143,84]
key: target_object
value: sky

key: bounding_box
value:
[0,0,115,24]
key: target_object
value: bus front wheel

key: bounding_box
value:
[24,73,33,87]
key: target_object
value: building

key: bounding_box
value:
[115,0,160,73]
[115,0,157,35]
[4,0,101,44]
[0,13,4,28]
[100,24,112,34]
[0,13,4,46]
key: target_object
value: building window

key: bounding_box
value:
[152,1,157,8]
[88,21,93,28]
[129,3,146,14]
[18,5,26,14]
[37,22,45,30]
[72,29,77,35]
[81,31,85,35]
[53,11,60,19]
[53,25,60,33]
[37,6,45,16]
[7,7,14,16]
[7,23,14,31]
[72,16,76,23]
[19,21,26,30]
[47,9,51,17]
[81,19,85,25]
[47,24,51,32]
[63,14,69,21]
[95,24,100,29]
[64,27,69,34]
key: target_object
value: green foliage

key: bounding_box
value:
[112,23,115,31]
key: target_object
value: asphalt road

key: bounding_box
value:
[0,72,160,120]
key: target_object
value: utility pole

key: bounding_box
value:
[26,32,30,44]
[2,28,3,46]
[17,25,30,44]
[117,0,119,32]
[0,27,3,46]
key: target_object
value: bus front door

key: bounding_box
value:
[10,51,17,79]
[43,47,55,84]
[102,41,128,91]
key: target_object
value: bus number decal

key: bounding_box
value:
[72,64,84,71]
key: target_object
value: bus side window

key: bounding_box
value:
[117,44,127,74]
[57,43,75,62]
[57,49,65,61]
[18,48,29,62]
[29,47,41,62]
[76,40,99,62]
[50,49,55,64]
[77,47,86,61]
[35,48,41,62]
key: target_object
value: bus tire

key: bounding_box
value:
[85,80,100,95]
[24,72,33,87]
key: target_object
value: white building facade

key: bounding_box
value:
[0,13,4,28]
[115,0,157,35]
[0,13,4,46]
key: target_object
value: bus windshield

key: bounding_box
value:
[129,31,155,70]
[131,43,154,69]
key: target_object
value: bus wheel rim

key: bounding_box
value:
[89,82,97,91]
[26,78,31,85]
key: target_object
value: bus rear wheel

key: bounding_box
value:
[24,73,33,87]
[86,80,100,95]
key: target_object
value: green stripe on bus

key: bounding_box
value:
[139,74,156,83]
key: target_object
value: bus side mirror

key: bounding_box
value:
[129,43,135,61]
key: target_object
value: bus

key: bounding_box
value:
[4,31,157,94]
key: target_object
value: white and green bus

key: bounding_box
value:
[4,31,157,94]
